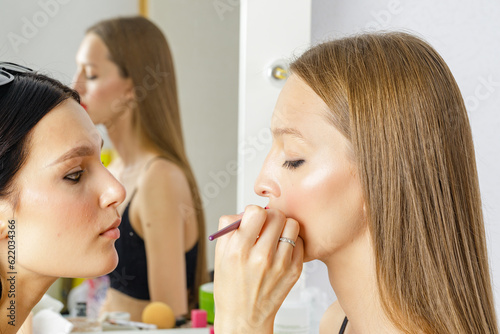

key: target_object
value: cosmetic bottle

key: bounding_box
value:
[67,281,88,317]
[199,282,215,323]
[191,309,208,328]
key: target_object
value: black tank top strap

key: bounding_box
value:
[128,188,138,202]
[339,316,348,334]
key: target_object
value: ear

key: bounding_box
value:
[0,199,15,236]
[0,220,8,240]
[362,202,369,226]
[123,77,136,102]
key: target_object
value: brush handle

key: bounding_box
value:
[208,219,242,241]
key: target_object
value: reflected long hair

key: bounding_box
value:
[290,32,498,333]
[87,16,208,310]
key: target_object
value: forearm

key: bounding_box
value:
[214,314,274,334]
[148,273,188,317]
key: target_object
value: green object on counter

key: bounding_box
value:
[199,282,214,324]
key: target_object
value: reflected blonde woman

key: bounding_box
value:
[73,16,207,321]
[214,32,498,333]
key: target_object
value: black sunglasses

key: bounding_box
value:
[0,62,34,87]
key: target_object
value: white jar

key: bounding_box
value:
[274,272,309,334]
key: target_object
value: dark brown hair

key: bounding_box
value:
[1,72,79,197]
[0,71,79,300]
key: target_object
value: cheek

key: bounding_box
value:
[16,185,98,252]
[283,164,365,259]
[24,186,95,226]
[281,166,333,240]
[54,199,96,236]
[14,184,114,277]
[87,79,126,107]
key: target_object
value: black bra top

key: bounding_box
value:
[339,316,348,334]
[109,191,198,300]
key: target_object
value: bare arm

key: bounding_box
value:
[137,160,192,317]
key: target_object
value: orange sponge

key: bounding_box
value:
[142,302,176,329]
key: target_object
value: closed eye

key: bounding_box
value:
[282,160,305,169]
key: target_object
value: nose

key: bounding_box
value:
[100,169,126,209]
[72,70,86,96]
[254,153,281,198]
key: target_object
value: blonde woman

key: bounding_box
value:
[73,17,207,321]
[214,32,498,333]
[0,64,125,333]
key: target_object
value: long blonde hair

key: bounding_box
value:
[291,32,497,333]
[87,16,208,310]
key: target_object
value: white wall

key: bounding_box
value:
[312,0,500,317]
[0,0,138,83]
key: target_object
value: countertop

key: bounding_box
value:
[73,329,209,334]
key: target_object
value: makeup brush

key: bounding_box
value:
[208,207,269,241]
[208,219,241,241]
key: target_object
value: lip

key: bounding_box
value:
[80,102,88,111]
[100,217,121,239]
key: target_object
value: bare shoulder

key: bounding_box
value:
[320,300,346,334]
[137,158,191,201]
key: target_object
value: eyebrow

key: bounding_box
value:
[272,127,305,140]
[48,139,104,167]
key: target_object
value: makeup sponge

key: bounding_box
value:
[142,302,175,329]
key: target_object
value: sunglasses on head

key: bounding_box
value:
[0,62,34,87]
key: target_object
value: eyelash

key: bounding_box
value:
[282,160,305,169]
[64,170,86,183]
[86,75,97,80]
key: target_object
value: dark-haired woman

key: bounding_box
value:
[0,63,125,333]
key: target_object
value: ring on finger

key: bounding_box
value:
[279,237,296,247]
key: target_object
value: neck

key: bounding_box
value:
[324,229,400,334]
[0,260,56,333]
[105,111,157,168]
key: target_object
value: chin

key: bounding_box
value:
[101,251,119,275]
[303,242,330,263]
[303,254,315,263]
[82,251,119,278]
